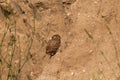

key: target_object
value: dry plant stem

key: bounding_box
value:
[105,25,119,63]
[16,36,22,78]
[19,4,36,70]
[0,19,10,79]
[0,19,9,47]
[16,38,33,80]
[7,18,16,80]
[100,51,117,78]
[16,4,36,79]
[7,43,16,80]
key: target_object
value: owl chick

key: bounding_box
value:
[46,34,61,59]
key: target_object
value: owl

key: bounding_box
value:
[46,34,61,59]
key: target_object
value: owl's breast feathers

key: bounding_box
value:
[46,39,60,54]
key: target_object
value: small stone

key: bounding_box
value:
[82,69,86,73]
[71,72,74,76]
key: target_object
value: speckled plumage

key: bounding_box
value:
[46,34,61,59]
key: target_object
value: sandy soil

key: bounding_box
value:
[0,0,120,80]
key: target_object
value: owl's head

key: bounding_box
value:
[52,34,61,40]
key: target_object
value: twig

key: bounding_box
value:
[84,28,93,39]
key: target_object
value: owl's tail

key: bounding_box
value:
[49,55,52,59]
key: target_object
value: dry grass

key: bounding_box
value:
[0,1,36,80]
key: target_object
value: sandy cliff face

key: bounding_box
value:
[0,0,120,80]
